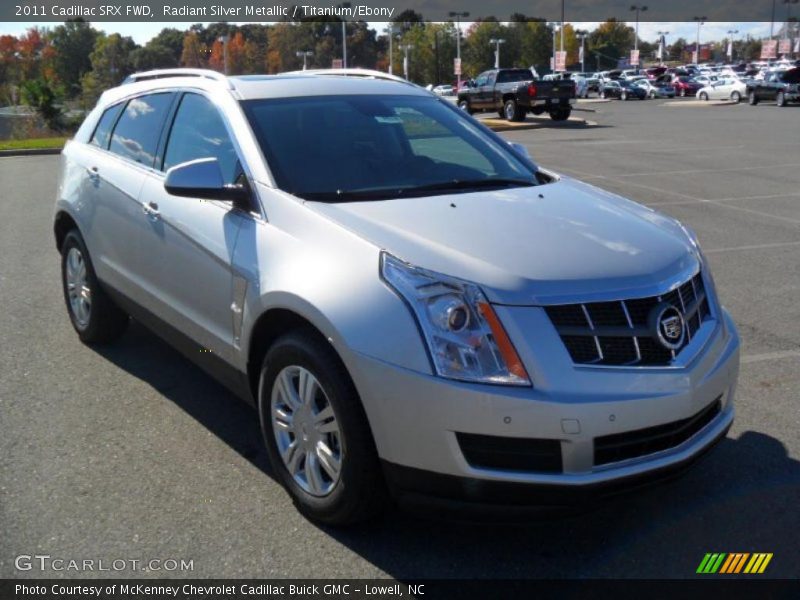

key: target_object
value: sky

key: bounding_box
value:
[0,21,776,45]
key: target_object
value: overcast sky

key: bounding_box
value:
[0,21,776,44]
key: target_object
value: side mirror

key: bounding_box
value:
[164,157,248,203]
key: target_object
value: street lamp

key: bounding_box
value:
[399,44,413,80]
[693,16,706,65]
[549,22,560,71]
[338,2,351,68]
[296,50,313,70]
[575,29,589,72]
[489,38,506,68]
[385,24,398,75]
[657,30,669,64]
[630,5,648,53]
[726,29,738,61]
[217,35,229,75]
[448,11,469,89]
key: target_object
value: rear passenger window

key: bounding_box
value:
[109,93,174,167]
[90,103,122,149]
[163,93,240,184]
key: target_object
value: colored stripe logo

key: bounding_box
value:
[697,553,773,574]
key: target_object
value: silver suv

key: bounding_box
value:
[55,69,740,524]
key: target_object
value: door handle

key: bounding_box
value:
[142,201,160,219]
[86,166,99,182]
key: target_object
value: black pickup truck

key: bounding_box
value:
[456,68,575,122]
[746,67,800,107]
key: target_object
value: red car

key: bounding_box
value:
[671,76,703,97]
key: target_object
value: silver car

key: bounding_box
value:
[55,69,740,525]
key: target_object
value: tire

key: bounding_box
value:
[699,92,708,101]
[458,99,473,114]
[258,330,386,526]
[730,91,741,103]
[649,91,656,99]
[621,91,627,101]
[680,88,686,97]
[600,90,606,99]
[498,110,506,119]
[550,108,571,121]
[60,229,128,344]
[503,99,525,122]
[748,91,759,105]
[777,92,786,107]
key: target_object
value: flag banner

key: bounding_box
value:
[630,49,640,65]
[761,39,778,59]
[555,51,567,71]
[778,39,791,54]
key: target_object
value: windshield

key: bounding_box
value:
[242,95,538,202]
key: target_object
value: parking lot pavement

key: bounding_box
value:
[1,99,799,580]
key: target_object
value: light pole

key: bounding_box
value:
[726,29,738,62]
[489,38,506,68]
[449,11,469,89]
[217,35,229,75]
[385,24,398,75]
[400,44,413,80]
[338,2,351,68]
[785,1,799,47]
[630,5,648,52]
[550,23,559,72]
[575,30,588,72]
[560,0,565,53]
[657,30,669,64]
[693,16,706,65]
[296,50,313,70]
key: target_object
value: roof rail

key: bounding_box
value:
[283,68,426,90]
[122,68,233,88]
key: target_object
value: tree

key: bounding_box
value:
[80,33,137,106]
[20,78,63,131]
[180,31,206,67]
[50,20,99,97]
[669,37,687,62]
[588,19,635,69]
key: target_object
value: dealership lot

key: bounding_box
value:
[1,98,798,579]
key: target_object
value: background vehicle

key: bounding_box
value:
[432,84,454,96]
[671,76,704,97]
[635,79,675,98]
[600,80,647,100]
[747,68,800,106]
[457,68,575,121]
[697,78,747,102]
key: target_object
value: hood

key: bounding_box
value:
[306,177,699,306]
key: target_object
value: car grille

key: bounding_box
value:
[545,272,711,366]
[456,432,563,473]
[594,398,722,466]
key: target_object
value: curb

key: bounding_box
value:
[662,100,738,107]
[482,115,592,131]
[0,147,63,157]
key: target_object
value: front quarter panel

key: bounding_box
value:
[234,184,432,376]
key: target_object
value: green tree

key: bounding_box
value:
[20,78,63,131]
[80,33,137,106]
[50,20,99,98]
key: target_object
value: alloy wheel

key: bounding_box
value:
[271,365,342,497]
[65,247,91,329]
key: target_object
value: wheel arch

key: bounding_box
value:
[54,210,80,252]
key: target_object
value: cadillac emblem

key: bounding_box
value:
[649,303,686,351]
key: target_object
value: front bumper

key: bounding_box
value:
[347,308,739,505]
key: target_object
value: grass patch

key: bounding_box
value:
[0,137,68,151]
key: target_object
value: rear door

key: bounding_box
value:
[136,91,250,363]
[78,93,176,301]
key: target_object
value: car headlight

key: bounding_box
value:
[381,253,531,386]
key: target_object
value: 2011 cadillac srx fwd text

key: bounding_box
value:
[54,68,739,525]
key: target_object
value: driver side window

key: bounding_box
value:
[162,93,241,185]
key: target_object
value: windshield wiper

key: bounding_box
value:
[403,178,537,193]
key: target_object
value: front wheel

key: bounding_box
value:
[748,91,759,105]
[730,91,741,103]
[458,99,473,114]
[776,92,786,107]
[60,229,128,344]
[504,99,525,122]
[621,91,627,101]
[699,92,708,101]
[258,330,386,525]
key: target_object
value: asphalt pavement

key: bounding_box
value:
[1,98,798,579]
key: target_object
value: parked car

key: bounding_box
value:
[672,76,704,97]
[746,68,800,106]
[635,79,675,98]
[457,68,575,121]
[697,78,747,102]
[600,80,648,100]
[432,84,454,96]
[55,68,739,525]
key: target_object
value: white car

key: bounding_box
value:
[432,84,454,97]
[697,78,747,102]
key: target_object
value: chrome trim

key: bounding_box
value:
[581,304,604,362]
[621,300,642,362]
